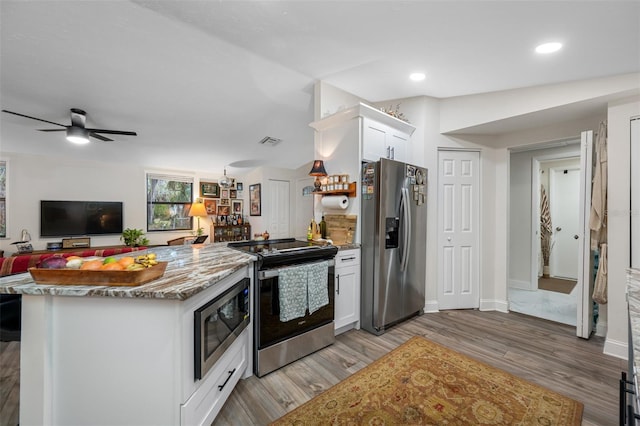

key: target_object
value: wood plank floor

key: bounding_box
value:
[0,310,626,426]
[216,310,625,426]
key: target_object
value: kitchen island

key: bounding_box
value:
[0,243,255,426]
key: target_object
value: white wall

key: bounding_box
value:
[0,152,262,252]
[604,96,640,358]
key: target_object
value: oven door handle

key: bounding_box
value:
[258,259,335,279]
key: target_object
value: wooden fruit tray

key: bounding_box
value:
[28,262,168,286]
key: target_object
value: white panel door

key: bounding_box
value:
[577,130,595,339]
[437,150,480,310]
[267,179,290,239]
[549,166,580,279]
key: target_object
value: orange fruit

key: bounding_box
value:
[117,256,135,267]
[80,260,103,270]
[100,262,124,271]
[66,256,82,261]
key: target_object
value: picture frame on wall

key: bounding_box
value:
[217,205,230,216]
[204,199,217,215]
[219,198,230,206]
[250,183,261,216]
[230,189,237,199]
[236,182,243,191]
[200,182,220,198]
[232,200,243,215]
[221,189,229,199]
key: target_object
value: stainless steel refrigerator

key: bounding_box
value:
[360,158,427,335]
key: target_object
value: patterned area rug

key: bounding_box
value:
[271,336,583,425]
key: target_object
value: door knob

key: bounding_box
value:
[556,227,562,231]
[447,237,452,242]
[574,235,579,240]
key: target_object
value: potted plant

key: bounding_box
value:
[121,228,149,247]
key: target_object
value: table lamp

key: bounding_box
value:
[188,201,208,236]
[309,160,327,192]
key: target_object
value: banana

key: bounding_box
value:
[133,253,159,268]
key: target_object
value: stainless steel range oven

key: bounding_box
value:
[194,277,250,380]
[228,238,338,377]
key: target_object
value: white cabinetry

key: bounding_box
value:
[362,117,410,162]
[334,248,361,333]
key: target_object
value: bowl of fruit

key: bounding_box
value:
[29,253,168,286]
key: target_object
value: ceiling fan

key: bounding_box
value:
[1,108,137,144]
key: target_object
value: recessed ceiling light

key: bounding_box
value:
[535,42,562,54]
[409,73,426,81]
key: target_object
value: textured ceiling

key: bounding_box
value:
[1,1,638,174]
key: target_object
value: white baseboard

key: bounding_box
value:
[480,299,509,313]
[508,279,533,291]
[604,337,628,360]
[424,300,439,313]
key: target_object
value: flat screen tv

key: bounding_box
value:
[40,200,124,237]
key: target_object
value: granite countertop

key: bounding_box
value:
[0,243,255,300]
[627,268,640,382]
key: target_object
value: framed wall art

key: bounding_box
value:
[217,205,230,216]
[221,189,229,199]
[236,182,243,191]
[219,198,230,206]
[204,199,217,215]
[200,181,220,198]
[250,183,261,216]
[230,189,237,199]
[232,200,243,215]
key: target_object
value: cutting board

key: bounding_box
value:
[325,214,357,245]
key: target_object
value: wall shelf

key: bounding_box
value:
[316,182,357,197]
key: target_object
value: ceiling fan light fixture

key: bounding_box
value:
[66,127,90,144]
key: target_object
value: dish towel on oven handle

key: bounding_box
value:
[278,261,330,321]
[278,264,309,322]
[307,261,329,314]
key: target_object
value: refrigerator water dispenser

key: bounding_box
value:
[385,217,399,249]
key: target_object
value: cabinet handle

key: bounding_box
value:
[336,274,340,295]
[341,257,356,262]
[391,146,395,159]
[386,146,391,158]
[218,368,236,391]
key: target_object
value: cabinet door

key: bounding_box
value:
[388,132,408,162]
[334,249,361,332]
[362,119,388,162]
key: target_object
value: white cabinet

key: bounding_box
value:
[362,117,409,162]
[334,248,360,333]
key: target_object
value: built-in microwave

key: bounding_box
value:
[194,278,250,380]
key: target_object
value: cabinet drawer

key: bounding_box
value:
[336,249,360,266]
[181,329,248,425]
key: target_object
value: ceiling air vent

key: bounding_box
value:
[259,136,282,146]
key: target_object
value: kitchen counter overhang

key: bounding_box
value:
[0,243,255,300]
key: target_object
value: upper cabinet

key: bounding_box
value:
[310,102,416,164]
[362,117,410,162]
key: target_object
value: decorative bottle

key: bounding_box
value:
[319,215,327,239]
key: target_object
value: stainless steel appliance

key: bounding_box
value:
[361,158,428,335]
[194,278,250,380]
[228,238,338,377]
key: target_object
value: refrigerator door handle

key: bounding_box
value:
[400,186,411,271]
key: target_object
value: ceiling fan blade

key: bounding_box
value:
[2,109,66,127]
[37,128,67,132]
[89,132,113,142]
[86,128,137,136]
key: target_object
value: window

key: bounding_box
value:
[146,173,193,231]
[0,161,5,237]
